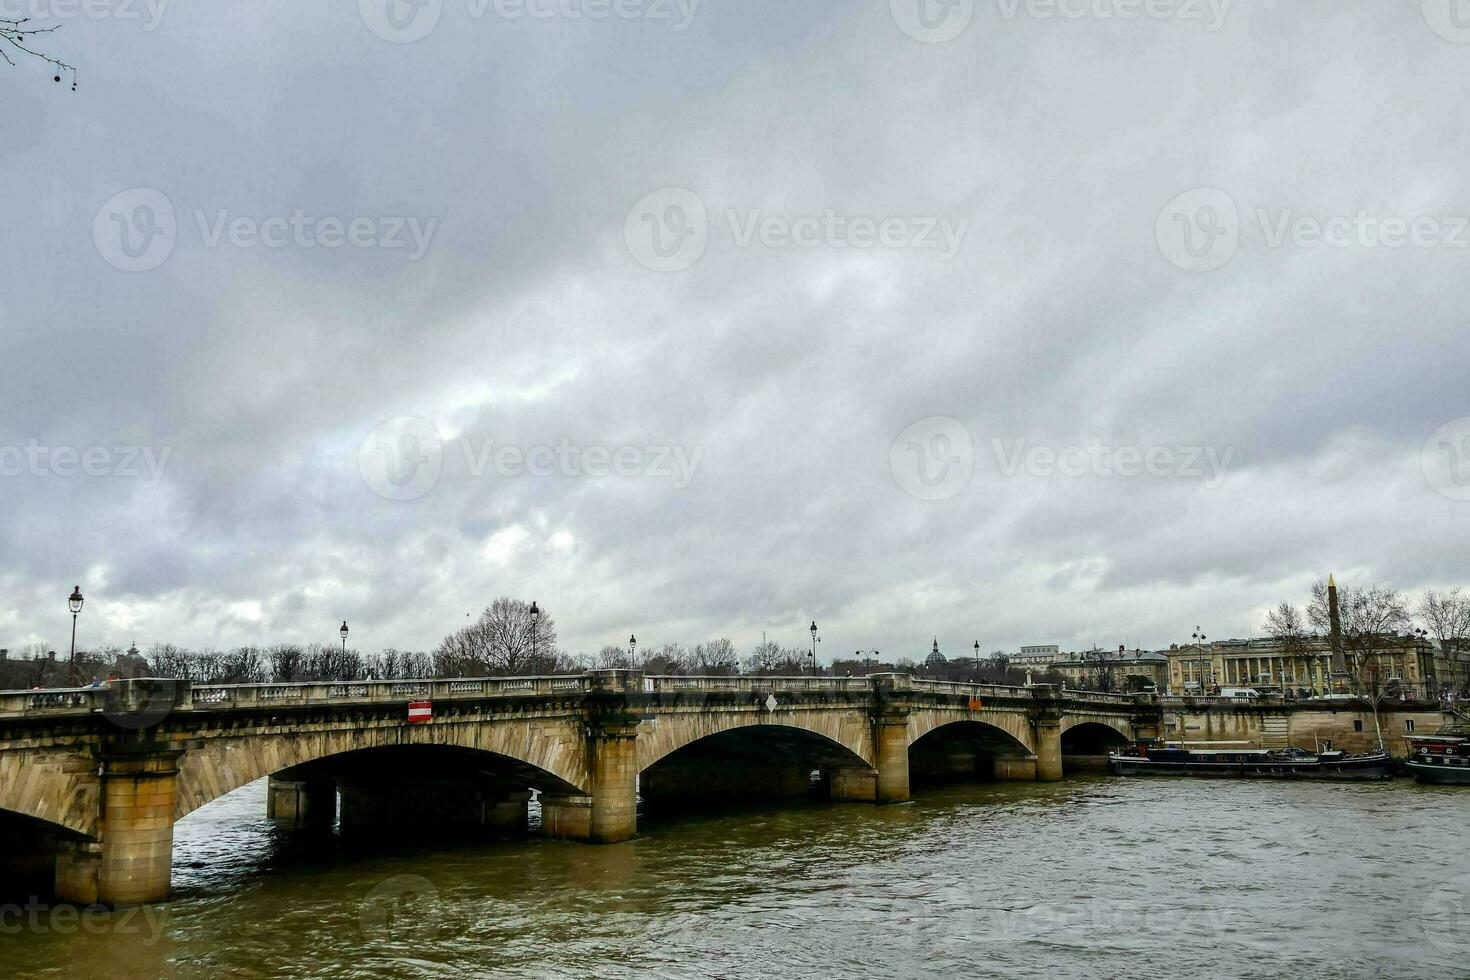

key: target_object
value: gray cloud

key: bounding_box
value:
[3,1,1468,661]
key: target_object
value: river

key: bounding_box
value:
[2,777,1467,979]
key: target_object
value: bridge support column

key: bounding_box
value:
[54,839,103,905]
[81,745,182,907]
[1028,685,1065,783]
[540,724,638,844]
[874,715,911,803]
[828,767,878,802]
[588,722,639,843]
[541,670,643,844]
[267,774,337,831]
[1034,721,1063,782]
[992,757,1038,781]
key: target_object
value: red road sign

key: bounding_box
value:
[408,700,432,724]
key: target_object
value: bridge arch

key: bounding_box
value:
[636,708,873,773]
[1060,717,1133,744]
[906,709,1036,755]
[1058,719,1132,774]
[638,713,876,810]
[175,721,589,821]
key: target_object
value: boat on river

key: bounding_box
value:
[1108,744,1393,780]
[1404,716,1470,785]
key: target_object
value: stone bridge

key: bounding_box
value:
[0,671,1157,906]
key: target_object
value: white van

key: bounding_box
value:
[1220,687,1260,701]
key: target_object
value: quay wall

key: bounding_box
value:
[1161,701,1445,758]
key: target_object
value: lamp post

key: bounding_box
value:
[1412,626,1433,701]
[530,601,539,666]
[629,634,637,669]
[810,621,820,675]
[340,621,349,658]
[1191,627,1208,694]
[67,586,84,687]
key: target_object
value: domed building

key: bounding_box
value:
[925,638,946,670]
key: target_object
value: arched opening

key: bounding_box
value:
[640,724,873,813]
[908,721,1034,785]
[180,744,585,841]
[1061,722,1130,773]
[0,810,92,903]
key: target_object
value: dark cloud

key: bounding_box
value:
[2,1,1468,660]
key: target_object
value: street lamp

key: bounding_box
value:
[810,621,820,675]
[1191,627,1208,694]
[67,586,84,687]
[530,601,539,665]
[629,634,637,668]
[340,621,349,657]
[1411,627,1433,700]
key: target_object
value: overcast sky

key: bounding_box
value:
[3,0,1469,662]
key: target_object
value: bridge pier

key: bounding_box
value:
[541,736,638,844]
[267,773,337,831]
[874,715,911,803]
[54,745,182,908]
[541,722,639,843]
[828,767,879,802]
[992,757,1039,781]
[1034,720,1063,782]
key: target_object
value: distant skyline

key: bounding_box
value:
[5,3,1470,662]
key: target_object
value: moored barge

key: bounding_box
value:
[1108,745,1393,780]
[1404,718,1470,785]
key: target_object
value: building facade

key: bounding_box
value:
[1162,635,1461,699]
[1052,648,1168,692]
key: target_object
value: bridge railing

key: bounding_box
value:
[1062,689,1138,705]
[909,678,1032,700]
[642,675,872,695]
[186,674,592,709]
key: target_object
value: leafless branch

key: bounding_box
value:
[1,17,77,86]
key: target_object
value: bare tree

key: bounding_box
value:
[217,647,266,684]
[2,18,76,87]
[434,598,559,676]
[595,644,632,670]
[1310,581,1410,747]
[1421,588,1470,695]
[147,643,195,680]
[1264,602,1310,655]
[1264,601,1313,691]
[691,637,739,675]
[269,644,305,682]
